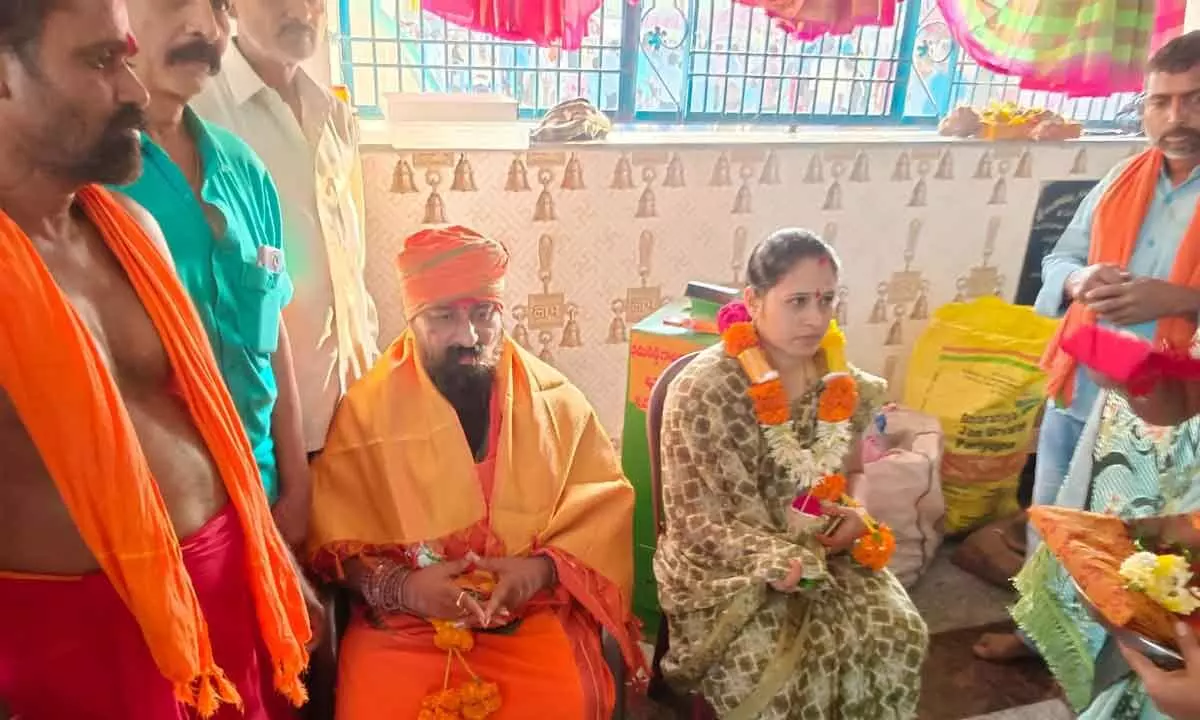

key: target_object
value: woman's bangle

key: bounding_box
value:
[362,560,411,614]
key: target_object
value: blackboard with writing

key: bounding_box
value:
[1014,180,1098,306]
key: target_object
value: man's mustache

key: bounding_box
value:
[279,19,317,40]
[1159,129,1200,145]
[167,39,222,72]
[447,344,484,362]
[106,103,147,136]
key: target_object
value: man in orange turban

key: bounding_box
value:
[308,225,644,719]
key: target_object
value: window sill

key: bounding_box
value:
[359,118,1138,152]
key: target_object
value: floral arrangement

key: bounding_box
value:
[718,301,895,573]
[419,570,502,720]
[1119,551,1200,616]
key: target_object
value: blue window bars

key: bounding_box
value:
[334,0,1139,126]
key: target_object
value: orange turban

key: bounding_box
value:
[395,225,510,320]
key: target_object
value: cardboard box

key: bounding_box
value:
[619,298,721,632]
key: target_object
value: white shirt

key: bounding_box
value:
[194,41,380,452]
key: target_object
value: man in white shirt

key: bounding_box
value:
[193,0,379,465]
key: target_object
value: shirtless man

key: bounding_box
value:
[0,1,316,717]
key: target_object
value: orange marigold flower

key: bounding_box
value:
[811,474,846,502]
[421,688,463,712]
[722,322,759,357]
[432,619,475,652]
[818,373,859,423]
[852,523,896,572]
[748,379,789,425]
[461,679,502,719]
[454,569,497,597]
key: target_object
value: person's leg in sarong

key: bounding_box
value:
[0,506,296,720]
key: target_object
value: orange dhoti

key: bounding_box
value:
[336,605,611,719]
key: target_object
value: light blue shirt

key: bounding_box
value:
[113,110,293,501]
[1035,158,1200,421]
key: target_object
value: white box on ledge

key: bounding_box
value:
[385,92,529,151]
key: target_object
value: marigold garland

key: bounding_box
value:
[420,621,501,720]
[748,379,790,425]
[723,322,760,357]
[432,619,475,652]
[817,374,858,424]
[810,474,847,502]
[718,301,895,575]
[852,523,897,572]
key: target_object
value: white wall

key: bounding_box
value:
[1188,0,1200,32]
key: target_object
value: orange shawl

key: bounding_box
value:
[1042,149,1200,406]
[0,187,310,715]
[309,331,643,669]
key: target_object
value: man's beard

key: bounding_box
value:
[428,345,495,456]
[1155,127,1200,160]
[60,104,147,186]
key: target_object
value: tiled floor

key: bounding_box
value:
[910,545,1072,720]
[963,700,1074,720]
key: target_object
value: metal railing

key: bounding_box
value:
[334,0,1137,126]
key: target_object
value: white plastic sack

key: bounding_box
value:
[854,406,946,588]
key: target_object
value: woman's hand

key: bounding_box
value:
[816,504,867,554]
[403,559,487,625]
[1119,621,1200,720]
[769,559,805,592]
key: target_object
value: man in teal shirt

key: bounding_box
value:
[116,0,310,545]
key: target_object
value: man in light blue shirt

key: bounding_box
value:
[115,0,311,547]
[976,33,1200,663]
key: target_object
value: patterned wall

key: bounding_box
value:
[360,139,1142,438]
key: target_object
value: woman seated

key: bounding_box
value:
[653,228,928,719]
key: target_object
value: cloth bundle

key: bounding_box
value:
[1062,323,1200,397]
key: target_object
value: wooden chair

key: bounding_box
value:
[644,352,716,720]
[301,585,350,720]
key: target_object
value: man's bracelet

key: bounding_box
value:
[362,561,411,614]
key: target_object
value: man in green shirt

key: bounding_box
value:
[115,0,310,545]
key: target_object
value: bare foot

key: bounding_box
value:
[973,632,1035,661]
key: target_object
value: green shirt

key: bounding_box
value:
[114,110,293,502]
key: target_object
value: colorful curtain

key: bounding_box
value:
[735,0,904,40]
[421,0,602,49]
[938,0,1186,96]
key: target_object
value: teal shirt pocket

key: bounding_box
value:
[238,262,286,353]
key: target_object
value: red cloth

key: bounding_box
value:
[1061,324,1200,396]
[0,506,296,720]
[419,0,601,49]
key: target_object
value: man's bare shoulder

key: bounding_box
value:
[109,193,177,272]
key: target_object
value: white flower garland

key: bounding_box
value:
[763,412,853,496]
